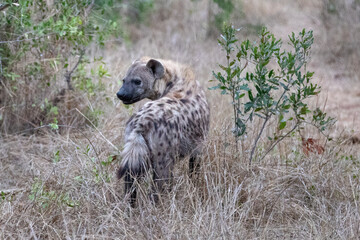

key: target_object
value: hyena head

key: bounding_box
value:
[116,58,165,105]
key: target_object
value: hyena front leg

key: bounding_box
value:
[124,172,137,207]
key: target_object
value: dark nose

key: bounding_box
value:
[116,91,123,100]
[116,90,131,101]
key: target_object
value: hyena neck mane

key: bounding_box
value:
[140,57,199,100]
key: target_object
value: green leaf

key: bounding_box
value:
[208,85,220,90]
[248,90,254,101]
[306,71,314,78]
[236,93,245,99]
[268,70,274,78]
[283,105,291,110]
[53,150,60,163]
[49,123,59,130]
[279,121,286,130]
[244,102,253,113]
[279,82,289,90]
[240,84,250,91]
[300,105,310,115]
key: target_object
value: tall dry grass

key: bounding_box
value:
[1,0,359,239]
[1,127,359,238]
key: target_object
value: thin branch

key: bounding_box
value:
[0,188,26,195]
[249,116,269,165]
[274,81,291,110]
[248,81,292,163]
[0,0,17,12]
[64,49,85,90]
[75,108,120,152]
[0,4,10,11]
[85,0,95,18]
[260,123,298,161]
[302,120,335,138]
[0,36,42,44]
[238,56,257,66]
[240,59,248,72]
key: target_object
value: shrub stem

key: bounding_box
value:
[249,116,269,165]
[260,123,298,161]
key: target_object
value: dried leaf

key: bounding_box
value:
[302,137,324,156]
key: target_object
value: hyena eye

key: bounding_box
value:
[132,79,142,86]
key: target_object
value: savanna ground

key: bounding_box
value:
[1,0,360,239]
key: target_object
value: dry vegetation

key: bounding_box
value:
[1,0,360,239]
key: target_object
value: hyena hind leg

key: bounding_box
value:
[151,160,174,204]
[189,156,200,178]
[124,172,137,208]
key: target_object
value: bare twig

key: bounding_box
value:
[75,108,120,151]
[260,123,298,161]
[64,49,85,90]
[85,0,95,18]
[0,3,10,12]
[275,81,291,109]
[0,188,26,195]
[249,116,269,165]
[302,120,335,138]
[0,34,56,44]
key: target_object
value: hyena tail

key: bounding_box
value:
[117,132,150,179]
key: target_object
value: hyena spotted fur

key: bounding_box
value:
[116,57,210,206]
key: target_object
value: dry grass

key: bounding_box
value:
[1,0,360,239]
[1,129,359,239]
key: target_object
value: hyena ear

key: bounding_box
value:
[146,59,165,79]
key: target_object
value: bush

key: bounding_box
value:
[211,25,335,164]
[0,0,119,134]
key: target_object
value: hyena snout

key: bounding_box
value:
[116,88,137,104]
[116,89,129,101]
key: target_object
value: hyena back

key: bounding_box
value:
[116,57,210,206]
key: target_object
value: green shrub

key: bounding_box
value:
[29,178,79,209]
[0,0,118,133]
[211,25,335,164]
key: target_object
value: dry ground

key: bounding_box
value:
[1,0,360,239]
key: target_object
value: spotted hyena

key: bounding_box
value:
[116,57,210,206]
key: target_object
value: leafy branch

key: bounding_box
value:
[211,25,335,165]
